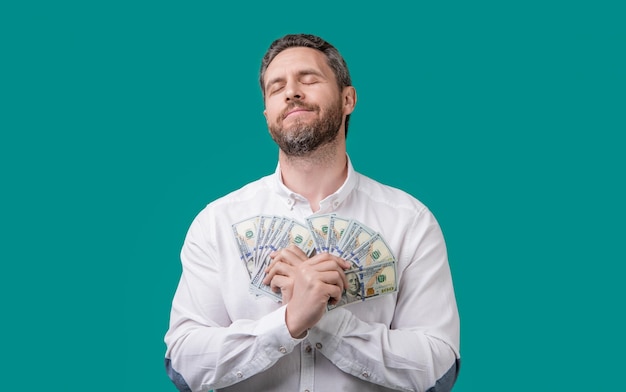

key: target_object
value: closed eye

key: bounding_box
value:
[268,84,285,95]
[300,75,320,85]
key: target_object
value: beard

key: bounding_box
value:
[268,97,343,157]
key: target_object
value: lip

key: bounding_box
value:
[283,108,312,119]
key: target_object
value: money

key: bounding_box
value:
[344,233,396,268]
[232,214,397,309]
[249,219,316,301]
[305,214,333,253]
[333,220,376,262]
[328,261,397,310]
[326,215,351,255]
[232,216,260,278]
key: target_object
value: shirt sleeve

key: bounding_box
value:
[306,208,461,392]
[164,215,304,391]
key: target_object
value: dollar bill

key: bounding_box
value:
[248,217,317,302]
[280,220,316,256]
[344,232,396,268]
[253,215,271,269]
[250,261,282,302]
[328,260,397,310]
[233,214,397,309]
[257,217,287,270]
[326,215,351,255]
[334,221,376,265]
[306,214,333,252]
[232,216,260,278]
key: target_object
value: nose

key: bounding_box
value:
[284,80,303,101]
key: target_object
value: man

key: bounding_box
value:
[165,33,460,391]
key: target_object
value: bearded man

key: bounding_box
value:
[165,33,460,392]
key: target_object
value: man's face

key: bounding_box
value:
[347,273,359,295]
[263,47,346,156]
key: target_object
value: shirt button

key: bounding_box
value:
[305,345,312,353]
[236,371,243,378]
[287,198,294,205]
[304,390,310,392]
[279,346,287,354]
[315,342,323,349]
[362,371,370,378]
[333,200,340,208]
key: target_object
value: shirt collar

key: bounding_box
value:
[272,155,358,211]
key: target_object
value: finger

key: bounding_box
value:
[284,244,308,259]
[265,253,289,275]
[262,262,293,285]
[326,283,344,306]
[265,256,294,277]
[299,259,350,290]
[269,275,292,293]
[317,270,349,293]
[268,246,308,269]
[306,258,351,280]
[308,252,351,269]
[277,245,309,262]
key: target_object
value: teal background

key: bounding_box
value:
[2,1,624,390]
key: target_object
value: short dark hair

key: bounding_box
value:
[259,34,353,137]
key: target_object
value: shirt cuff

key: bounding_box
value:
[253,305,306,356]
[306,307,351,352]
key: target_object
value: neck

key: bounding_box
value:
[278,138,347,212]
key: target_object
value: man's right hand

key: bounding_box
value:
[263,246,350,338]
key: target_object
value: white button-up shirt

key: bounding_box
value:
[165,158,460,392]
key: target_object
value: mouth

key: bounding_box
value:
[283,107,314,119]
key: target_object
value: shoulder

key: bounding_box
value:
[353,172,428,214]
[210,173,274,208]
[193,173,274,224]
[214,175,273,206]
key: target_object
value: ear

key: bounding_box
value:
[342,86,357,116]
[263,109,267,121]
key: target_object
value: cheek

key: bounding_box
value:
[264,101,282,124]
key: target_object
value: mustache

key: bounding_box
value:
[280,100,319,120]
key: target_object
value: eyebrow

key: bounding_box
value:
[264,68,326,91]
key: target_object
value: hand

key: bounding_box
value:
[263,245,308,303]
[264,246,351,338]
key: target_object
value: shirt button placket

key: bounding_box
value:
[300,341,314,392]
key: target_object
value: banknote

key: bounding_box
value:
[232,214,397,309]
[344,232,396,268]
[305,214,333,252]
[255,216,279,270]
[279,220,316,256]
[250,261,282,302]
[328,260,398,310]
[248,217,317,302]
[232,216,260,278]
[326,215,351,255]
[333,221,376,265]
[256,216,287,271]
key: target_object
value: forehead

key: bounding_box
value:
[264,47,334,82]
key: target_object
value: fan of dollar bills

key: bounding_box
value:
[232,214,397,310]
